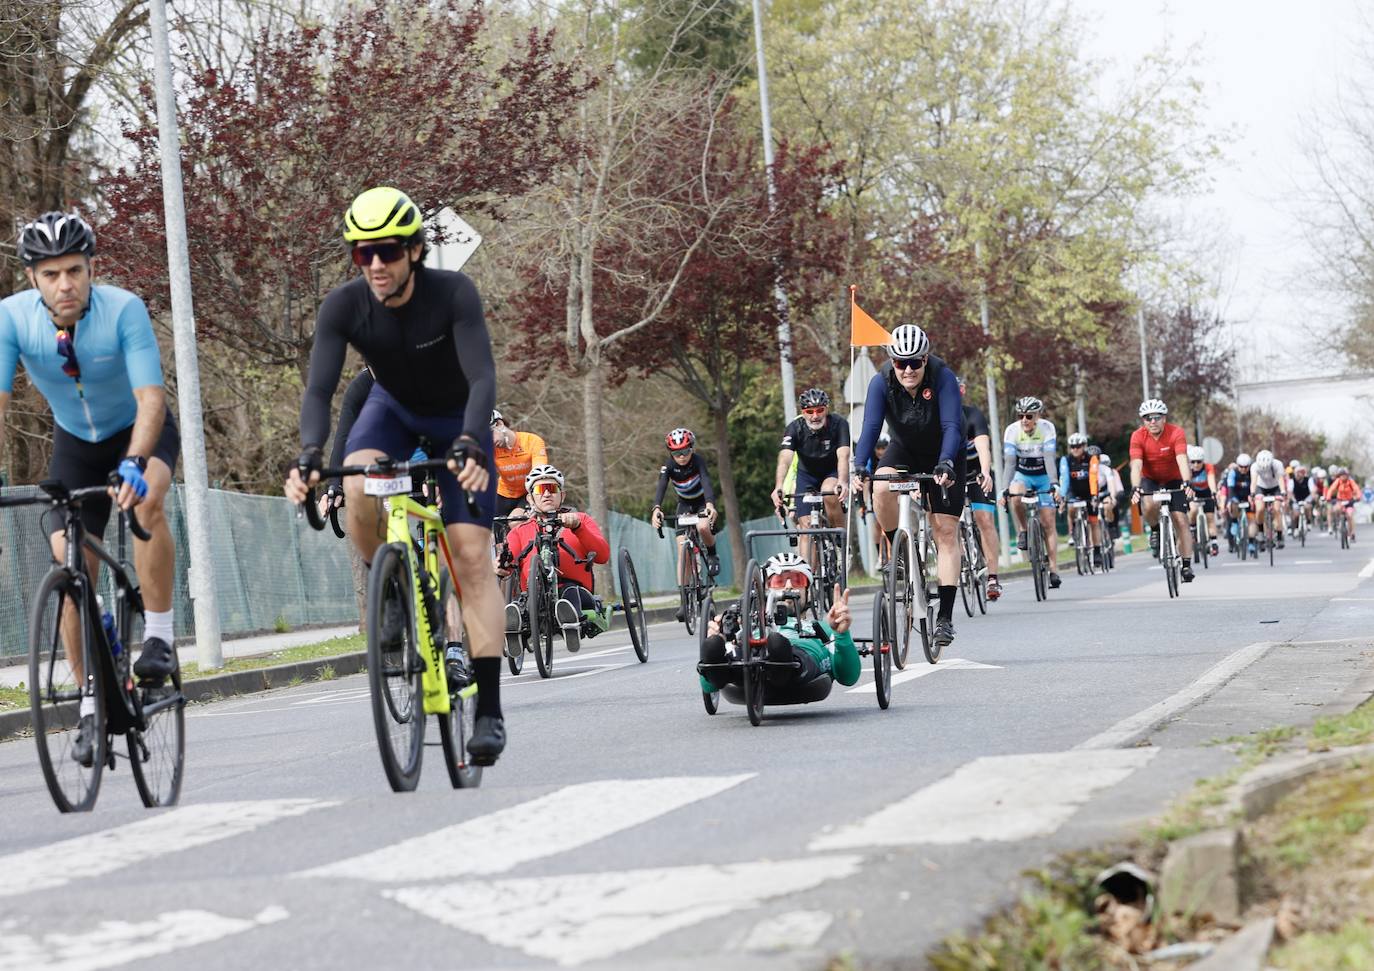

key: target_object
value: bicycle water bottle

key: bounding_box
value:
[97,595,123,658]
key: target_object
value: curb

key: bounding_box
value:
[1230,741,1374,821]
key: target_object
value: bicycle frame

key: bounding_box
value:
[382,490,458,717]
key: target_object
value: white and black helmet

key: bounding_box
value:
[18,211,96,267]
[887,324,930,359]
[524,464,564,493]
[764,551,812,585]
[490,409,504,426]
[1138,398,1168,417]
[1187,445,1205,462]
[1067,432,1088,447]
[1015,396,1044,415]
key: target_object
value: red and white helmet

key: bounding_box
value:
[666,428,694,450]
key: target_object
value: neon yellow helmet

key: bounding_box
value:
[343,186,423,243]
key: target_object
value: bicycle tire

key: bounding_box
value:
[973,539,989,613]
[502,572,524,676]
[618,547,649,663]
[129,643,185,809]
[1031,522,1047,602]
[30,567,103,813]
[740,560,767,727]
[1162,520,1179,598]
[1267,507,1276,567]
[958,525,975,618]
[698,592,718,713]
[913,535,938,665]
[365,542,424,792]
[438,682,483,789]
[1074,518,1087,576]
[529,565,555,679]
[681,546,699,636]
[888,530,913,670]
[1196,517,1209,570]
[872,589,892,710]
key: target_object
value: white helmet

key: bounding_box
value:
[1138,398,1168,417]
[524,464,564,493]
[1313,465,1327,478]
[1236,452,1252,467]
[1256,449,1273,466]
[1187,445,1205,462]
[763,551,812,586]
[490,409,504,426]
[1015,396,1044,415]
[887,324,930,359]
[1286,458,1299,470]
[1067,432,1088,447]
[1294,463,1307,473]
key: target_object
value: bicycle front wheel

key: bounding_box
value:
[740,561,768,727]
[501,572,524,676]
[958,526,975,618]
[619,547,648,663]
[129,616,185,809]
[872,590,892,710]
[888,530,913,670]
[30,568,103,813]
[366,543,425,792]
[529,566,555,679]
[1031,525,1048,602]
[438,682,482,789]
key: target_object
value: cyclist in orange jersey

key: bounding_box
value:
[1325,467,1361,541]
[490,409,548,518]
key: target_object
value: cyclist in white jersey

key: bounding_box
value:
[1250,449,1289,549]
[1002,396,1061,589]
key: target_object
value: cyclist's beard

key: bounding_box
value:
[380,262,417,305]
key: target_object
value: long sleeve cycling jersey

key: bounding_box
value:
[854,357,962,472]
[654,452,716,506]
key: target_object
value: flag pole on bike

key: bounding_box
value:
[848,285,892,579]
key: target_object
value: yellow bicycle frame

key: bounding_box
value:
[383,491,460,717]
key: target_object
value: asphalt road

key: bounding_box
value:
[2,532,1373,971]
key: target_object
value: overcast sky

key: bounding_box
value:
[1069,0,1364,380]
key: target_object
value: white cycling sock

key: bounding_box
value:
[145,609,174,644]
[80,695,95,718]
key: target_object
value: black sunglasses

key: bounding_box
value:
[892,356,927,371]
[351,242,410,267]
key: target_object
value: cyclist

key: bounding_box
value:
[853,324,964,647]
[1226,452,1257,555]
[491,409,548,519]
[1186,445,1221,557]
[0,212,182,765]
[1289,463,1314,535]
[283,186,507,763]
[957,376,1001,599]
[1326,467,1360,541]
[1003,396,1062,589]
[1251,449,1289,550]
[1058,432,1110,567]
[697,552,860,703]
[1128,398,1195,582]
[772,388,850,561]
[501,465,612,655]
[1311,465,1330,531]
[651,427,721,620]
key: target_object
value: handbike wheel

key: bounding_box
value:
[29,568,103,813]
[502,573,525,676]
[740,560,767,726]
[619,547,649,663]
[438,683,483,789]
[888,531,913,670]
[697,592,719,714]
[365,542,424,792]
[129,612,185,808]
[872,590,892,710]
[529,566,555,679]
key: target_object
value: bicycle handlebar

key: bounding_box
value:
[0,475,150,542]
[300,457,481,529]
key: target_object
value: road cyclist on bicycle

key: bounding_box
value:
[1289,463,1314,537]
[651,427,720,620]
[283,186,507,764]
[0,211,183,765]
[1058,432,1110,569]
[1326,467,1360,542]
[772,388,850,564]
[1128,398,1195,582]
[957,375,1002,600]
[491,409,548,520]
[1003,396,1062,590]
[1186,445,1221,558]
[500,465,612,655]
[1250,450,1289,552]
[853,324,965,647]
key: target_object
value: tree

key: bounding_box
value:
[1149,303,1234,441]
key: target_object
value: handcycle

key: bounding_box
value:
[695,554,890,726]
[656,512,715,636]
[867,469,942,666]
[492,514,527,674]
[505,514,648,676]
[776,489,847,612]
[2,477,185,812]
[302,454,482,791]
[956,502,988,616]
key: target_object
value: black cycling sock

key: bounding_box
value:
[1183,557,1191,567]
[937,585,956,620]
[473,657,502,718]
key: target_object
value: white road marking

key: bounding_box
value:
[1292,560,1332,565]
[1075,640,1275,750]
[291,688,371,706]
[0,801,335,897]
[1359,557,1374,579]
[741,910,835,951]
[503,663,631,686]
[808,749,1156,850]
[845,657,1001,693]
[302,775,753,882]
[0,906,288,971]
[385,856,861,966]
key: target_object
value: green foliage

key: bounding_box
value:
[1272,920,1374,971]
[1309,703,1374,750]
[624,0,753,76]
[726,368,786,520]
[273,613,290,634]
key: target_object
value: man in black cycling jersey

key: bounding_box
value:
[772,388,850,563]
[284,186,507,763]
[651,428,720,618]
[958,375,1001,600]
[854,324,964,647]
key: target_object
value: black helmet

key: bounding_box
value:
[18,212,96,267]
[798,387,831,409]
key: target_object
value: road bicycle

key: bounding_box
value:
[1152,490,1183,598]
[657,512,715,636]
[956,504,988,616]
[778,490,847,612]
[1013,490,1055,602]
[868,470,940,666]
[1097,501,1116,573]
[2,478,185,813]
[1192,500,1212,570]
[1336,500,1353,549]
[1067,499,1095,576]
[1258,494,1284,567]
[1294,500,1309,548]
[304,455,481,791]
[1231,501,1252,561]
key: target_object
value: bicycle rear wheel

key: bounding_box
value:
[1267,509,1276,566]
[129,621,185,809]
[740,561,767,726]
[958,525,975,618]
[1074,518,1089,575]
[366,543,424,792]
[681,548,700,636]
[619,547,649,663]
[438,682,483,789]
[872,590,892,710]
[888,530,913,670]
[529,566,555,679]
[30,568,103,813]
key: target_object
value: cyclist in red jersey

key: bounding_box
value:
[1128,398,1195,581]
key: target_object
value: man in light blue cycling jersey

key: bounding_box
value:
[1003,395,1062,589]
[0,212,181,766]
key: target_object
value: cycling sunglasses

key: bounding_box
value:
[350,242,410,267]
[55,328,79,381]
[801,406,827,417]
[1018,412,1038,420]
[766,571,810,589]
[891,356,927,371]
[531,481,561,495]
[669,447,693,458]
[1142,413,1166,422]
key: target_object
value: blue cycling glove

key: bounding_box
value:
[117,458,149,500]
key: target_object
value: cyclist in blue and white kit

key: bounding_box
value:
[1003,396,1062,589]
[0,212,181,766]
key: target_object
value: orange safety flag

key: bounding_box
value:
[849,287,891,347]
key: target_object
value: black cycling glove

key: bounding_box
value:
[447,434,488,470]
